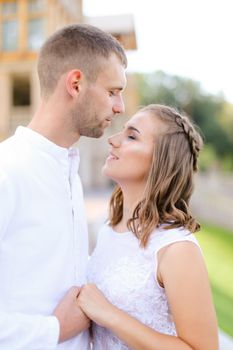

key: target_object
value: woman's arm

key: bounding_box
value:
[158,241,219,350]
[78,283,193,350]
[77,242,218,350]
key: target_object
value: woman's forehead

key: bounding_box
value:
[126,111,166,135]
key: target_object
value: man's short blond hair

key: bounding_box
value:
[38,24,127,97]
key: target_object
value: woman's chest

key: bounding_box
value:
[87,242,165,314]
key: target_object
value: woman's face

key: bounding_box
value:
[102,111,162,186]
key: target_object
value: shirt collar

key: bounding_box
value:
[15,126,80,167]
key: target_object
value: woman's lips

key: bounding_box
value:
[107,152,119,161]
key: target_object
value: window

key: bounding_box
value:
[2,2,17,15]
[12,75,31,106]
[28,0,44,13]
[1,1,18,52]
[2,19,18,51]
[0,0,44,53]
[28,18,44,50]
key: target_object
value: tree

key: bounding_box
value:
[136,71,233,168]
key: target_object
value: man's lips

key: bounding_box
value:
[105,117,113,122]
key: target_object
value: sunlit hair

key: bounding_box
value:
[38,24,127,98]
[109,104,203,247]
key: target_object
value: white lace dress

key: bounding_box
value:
[87,224,200,350]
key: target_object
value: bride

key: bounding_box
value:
[78,104,219,350]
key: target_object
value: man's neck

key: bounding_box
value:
[28,102,80,148]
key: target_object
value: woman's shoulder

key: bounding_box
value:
[148,225,200,253]
[95,222,126,243]
[95,222,112,241]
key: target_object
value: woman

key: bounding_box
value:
[77,104,219,350]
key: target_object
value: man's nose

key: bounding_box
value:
[113,95,125,114]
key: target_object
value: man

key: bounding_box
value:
[0,24,127,349]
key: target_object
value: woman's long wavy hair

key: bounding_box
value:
[109,104,203,247]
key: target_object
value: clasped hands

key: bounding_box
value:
[77,283,116,327]
[53,283,116,343]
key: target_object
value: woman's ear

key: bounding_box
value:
[65,69,82,97]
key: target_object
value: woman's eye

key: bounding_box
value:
[128,135,136,140]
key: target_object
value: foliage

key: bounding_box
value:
[198,145,218,171]
[136,71,233,169]
[197,223,233,336]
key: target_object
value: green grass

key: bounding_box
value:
[196,223,233,337]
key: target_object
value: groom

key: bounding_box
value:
[0,24,127,349]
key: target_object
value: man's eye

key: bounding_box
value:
[109,91,115,96]
[128,135,136,140]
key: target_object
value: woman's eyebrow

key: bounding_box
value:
[124,125,141,134]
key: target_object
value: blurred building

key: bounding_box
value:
[0,0,138,188]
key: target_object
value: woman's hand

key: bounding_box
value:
[77,283,117,328]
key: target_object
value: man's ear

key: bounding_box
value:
[65,69,82,97]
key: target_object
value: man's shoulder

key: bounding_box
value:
[0,135,17,159]
[0,132,19,149]
[0,134,26,172]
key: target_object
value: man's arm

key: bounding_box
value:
[0,287,90,349]
[0,174,90,348]
[0,171,15,242]
[53,286,90,343]
[0,311,59,350]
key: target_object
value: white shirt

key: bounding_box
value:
[0,127,90,350]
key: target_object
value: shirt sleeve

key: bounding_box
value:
[0,312,60,350]
[0,171,15,241]
[0,172,60,349]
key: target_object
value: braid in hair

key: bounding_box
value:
[173,111,203,171]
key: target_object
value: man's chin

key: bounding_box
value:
[81,128,104,138]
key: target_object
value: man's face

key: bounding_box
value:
[71,54,127,138]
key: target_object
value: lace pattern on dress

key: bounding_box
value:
[87,225,188,349]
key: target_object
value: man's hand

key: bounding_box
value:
[53,286,90,343]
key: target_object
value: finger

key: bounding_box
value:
[75,287,82,298]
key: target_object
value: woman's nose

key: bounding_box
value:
[108,133,121,147]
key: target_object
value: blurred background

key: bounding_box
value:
[0,0,232,346]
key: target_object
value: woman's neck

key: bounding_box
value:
[114,184,145,232]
